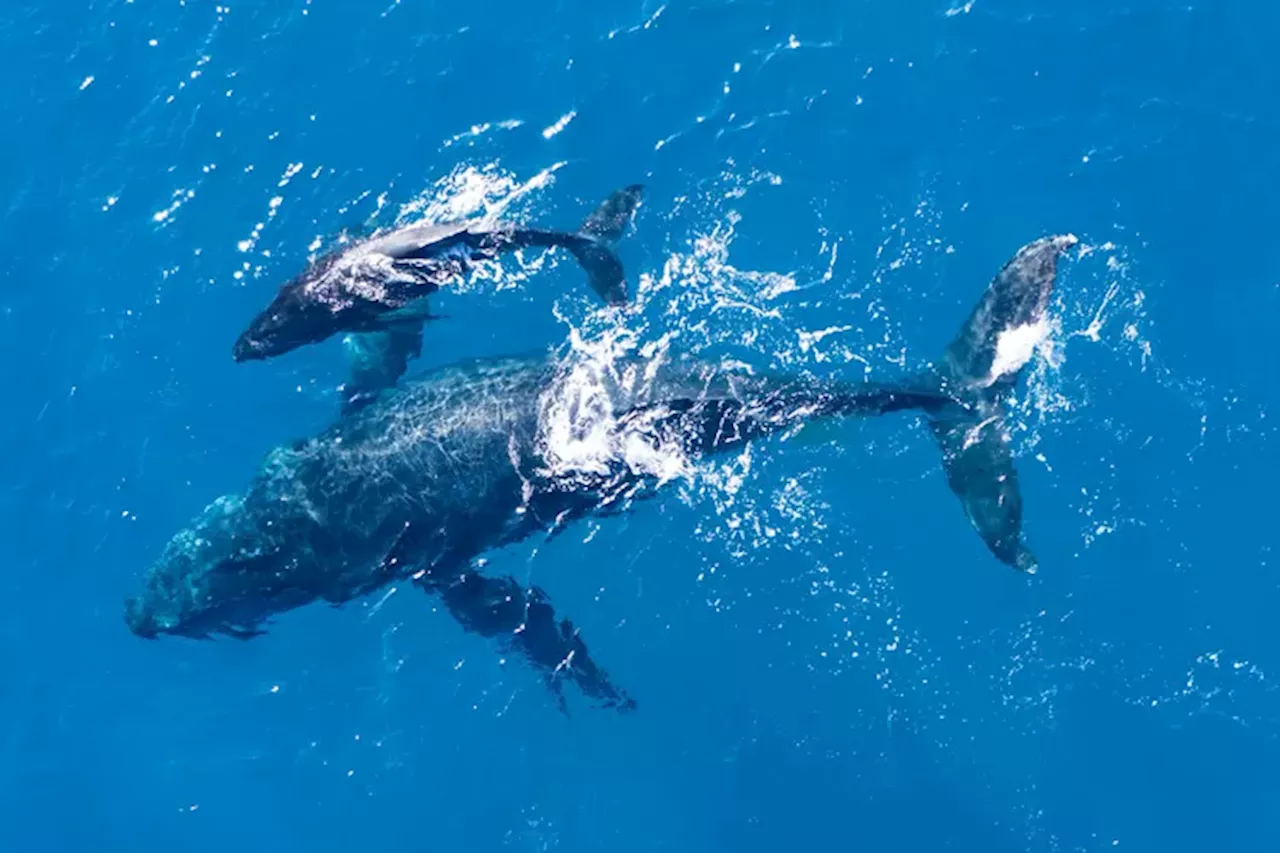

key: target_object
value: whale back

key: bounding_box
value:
[362,220,474,259]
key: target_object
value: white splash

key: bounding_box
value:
[235,195,284,256]
[535,322,693,487]
[152,187,195,224]
[607,4,666,39]
[541,111,576,140]
[394,161,565,232]
[442,119,524,149]
[277,162,304,188]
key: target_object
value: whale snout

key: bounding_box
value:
[232,334,265,362]
[124,594,163,639]
[232,331,276,362]
[232,293,351,363]
[232,314,313,362]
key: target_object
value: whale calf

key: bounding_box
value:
[231,184,645,364]
[126,235,1075,712]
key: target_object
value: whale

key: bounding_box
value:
[231,184,645,364]
[125,235,1076,713]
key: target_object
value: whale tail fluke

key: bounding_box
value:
[941,234,1078,402]
[915,235,1078,573]
[578,183,646,244]
[565,184,645,305]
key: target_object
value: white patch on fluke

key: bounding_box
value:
[987,318,1049,385]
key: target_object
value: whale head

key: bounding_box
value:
[124,492,318,640]
[233,281,352,362]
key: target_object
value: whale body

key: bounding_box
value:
[126,235,1076,712]
[231,184,645,366]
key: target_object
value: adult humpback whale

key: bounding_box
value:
[231,185,645,365]
[125,234,1076,713]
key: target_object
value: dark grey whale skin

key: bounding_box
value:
[125,235,1074,713]
[231,185,645,366]
[122,354,943,713]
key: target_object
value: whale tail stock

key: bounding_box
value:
[600,235,1072,573]
[904,234,1078,574]
[482,183,644,305]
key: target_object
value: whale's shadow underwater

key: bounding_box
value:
[125,216,1078,714]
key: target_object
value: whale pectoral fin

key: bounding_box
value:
[419,570,636,714]
[340,326,427,416]
[544,606,637,714]
[340,299,455,415]
[928,404,1037,573]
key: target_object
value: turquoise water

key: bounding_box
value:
[2,1,1278,850]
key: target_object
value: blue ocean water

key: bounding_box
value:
[3,0,1278,850]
